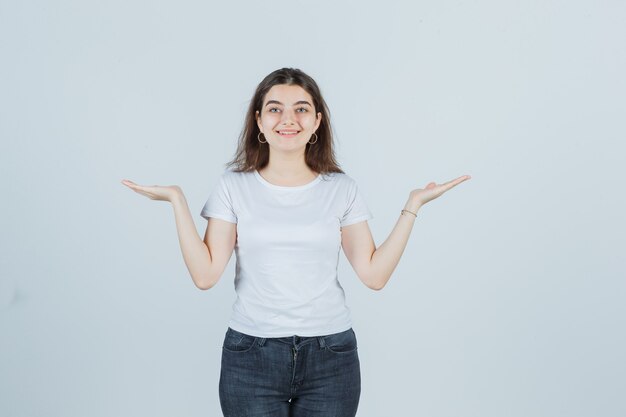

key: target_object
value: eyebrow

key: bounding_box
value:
[264,100,312,107]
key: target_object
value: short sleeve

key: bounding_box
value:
[200,173,237,224]
[340,178,373,227]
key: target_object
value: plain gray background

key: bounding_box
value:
[1,0,624,416]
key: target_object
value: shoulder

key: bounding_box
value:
[320,171,356,186]
[323,172,365,194]
[220,168,254,184]
[222,168,248,178]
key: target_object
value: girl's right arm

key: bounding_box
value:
[122,180,236,290]
[171,192,237,290]
[171,192,214,289]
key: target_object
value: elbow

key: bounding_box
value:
[366,275,386,291]
[195,275,216,291]
[196,282,214,291]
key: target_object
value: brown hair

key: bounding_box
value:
[224,68,344,176]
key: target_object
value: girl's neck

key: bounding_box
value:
[257,165,319,187]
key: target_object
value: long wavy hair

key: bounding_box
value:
[224,68,344,176]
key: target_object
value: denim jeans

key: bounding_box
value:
[219,326,361,417]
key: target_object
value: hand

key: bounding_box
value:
[409,175,471,208]
[121,179,182,203]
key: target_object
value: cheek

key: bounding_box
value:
[299,114,317,127]
[260,113,280,126]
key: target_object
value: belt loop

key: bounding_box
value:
[257,337,267,347]
[317,335,326,349]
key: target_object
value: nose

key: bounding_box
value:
[280,107,297,125]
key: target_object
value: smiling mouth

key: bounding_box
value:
[276,131,300,136]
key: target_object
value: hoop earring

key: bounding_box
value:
[308,133,318,144]
[258,132,267,143]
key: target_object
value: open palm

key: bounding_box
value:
[121,179,181,202]
[410,175,471,208]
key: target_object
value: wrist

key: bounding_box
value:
[403,198,422,214]
[170,188,186,206]
[400,209,417,218]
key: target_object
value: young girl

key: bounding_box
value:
[122,67,470,417]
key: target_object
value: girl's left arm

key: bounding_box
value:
[341,196,420,290]
[341,175,471,290]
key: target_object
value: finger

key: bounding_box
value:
[446,175,471,187]
[127,182,150,192]
[126,183,153,196]
[125,183,142,191]
[122,180,141,189]
[137,188,157,197]
[444,175,469,185]
[437,175,470,193]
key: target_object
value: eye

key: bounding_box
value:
[267,107,308,113]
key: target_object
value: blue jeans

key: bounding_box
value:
[219,326,361,417]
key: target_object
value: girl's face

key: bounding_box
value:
[255,84,322,153]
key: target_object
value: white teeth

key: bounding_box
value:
[279,131,298,135]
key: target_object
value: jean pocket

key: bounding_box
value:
[323,328,358,354]
[222,328,257,353]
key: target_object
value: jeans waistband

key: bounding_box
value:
[257,334,327,349]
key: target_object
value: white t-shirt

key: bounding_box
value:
[200,169,373,338]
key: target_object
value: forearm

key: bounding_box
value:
[171,192,212,290]
[368,197,422,290]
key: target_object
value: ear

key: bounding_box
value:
[256,110,263,132]
[315,111,322,131]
